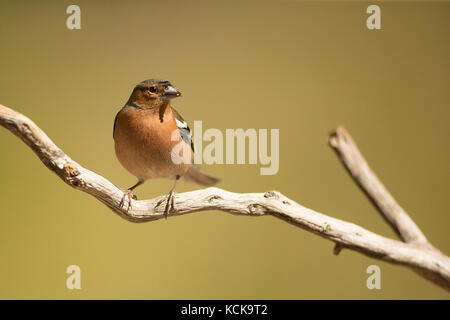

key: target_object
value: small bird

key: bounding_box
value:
[113,79,219,216]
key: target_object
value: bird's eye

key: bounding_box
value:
[148,86,157,93]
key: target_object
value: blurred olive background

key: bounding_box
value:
[0,0,449,299]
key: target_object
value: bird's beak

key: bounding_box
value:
[163,85,181,99]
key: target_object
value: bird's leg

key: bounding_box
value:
[120,179,144,211]
[164,175,180,219]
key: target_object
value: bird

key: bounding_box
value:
[113,79,219,217]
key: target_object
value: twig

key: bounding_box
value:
[0,104,449,291]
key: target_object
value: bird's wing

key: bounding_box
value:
[172,108,220,186]
[113,108,121,138]
[173,108,194,153]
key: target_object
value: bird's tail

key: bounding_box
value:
[184,165,220,186]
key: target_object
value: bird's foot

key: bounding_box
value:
[120,189,137,211]
[164,189,176,219]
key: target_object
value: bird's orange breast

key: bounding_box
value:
[113,106,190,180]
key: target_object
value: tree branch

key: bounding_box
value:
[0,104,449,291]
[328,126,449,290]
[328,126,428,245]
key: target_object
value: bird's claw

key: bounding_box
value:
[120,189,137,211]
[164,190,176,219]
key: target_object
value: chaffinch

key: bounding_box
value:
[113,79,219,216]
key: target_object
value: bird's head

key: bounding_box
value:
[127,79,181,109]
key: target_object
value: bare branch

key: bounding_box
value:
[329,126,449,289]
[328,126,428,245]
[1,104,449,291]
